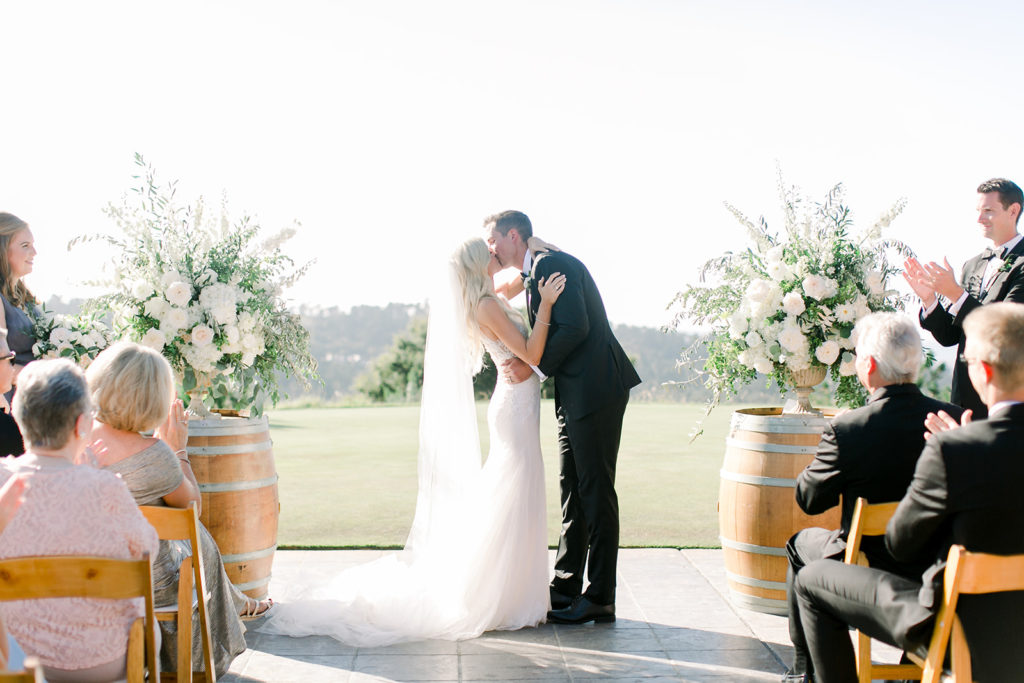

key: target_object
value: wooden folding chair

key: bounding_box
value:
[918,544,1024,683]
[0,554,158,683]
[140,503,216,683]
[844,496,923,682]
[0,655,44,682]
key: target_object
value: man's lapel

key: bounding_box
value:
[983,240,1024,302]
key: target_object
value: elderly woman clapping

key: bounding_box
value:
[87,341,268,678]
[0,359,159,681]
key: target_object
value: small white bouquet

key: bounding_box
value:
[29,306,115,368]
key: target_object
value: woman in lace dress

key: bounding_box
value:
[261,236,565,646]
[86,341,267,678]
[0,359,159,682]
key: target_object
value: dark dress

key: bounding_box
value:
[0,294,33,456]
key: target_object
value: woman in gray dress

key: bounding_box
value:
[0,213,35,456]
[86,341,272,677]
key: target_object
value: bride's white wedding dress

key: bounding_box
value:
[259,281,549,646]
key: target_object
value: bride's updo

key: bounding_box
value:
[451,237,523,369]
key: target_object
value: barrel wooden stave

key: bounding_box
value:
[719,408,841,615]
[187,415,278,600]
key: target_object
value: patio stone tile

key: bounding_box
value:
[652,627,771,651]
[352,653,458,681]
[460,652,568,680]
[562,650,678,679]
[232,651,355,682]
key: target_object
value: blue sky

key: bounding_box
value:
[2,0,1022,328]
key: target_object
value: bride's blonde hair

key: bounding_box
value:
[451,237,523,369]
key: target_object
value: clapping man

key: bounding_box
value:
[903,178,1024,418]
[782,313,960,683]
[793,302,1024,683]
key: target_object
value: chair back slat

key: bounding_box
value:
[139,505,194,540]
[0,556,150,601]
[956,550,1024,594]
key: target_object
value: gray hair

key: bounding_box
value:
[853,312,923,384]
[12,359,92,450]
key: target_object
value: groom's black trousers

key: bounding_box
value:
[550,391,629,606]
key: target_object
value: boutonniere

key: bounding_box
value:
[998,253,1019,273]
[520,271,534,290]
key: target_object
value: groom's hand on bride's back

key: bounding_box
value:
[502,357,534,384]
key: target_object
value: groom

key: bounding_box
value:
[486,210,640,625]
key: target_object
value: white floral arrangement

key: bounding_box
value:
[29,306,115,368]
[71,155,319,416]
[669,174,912,413]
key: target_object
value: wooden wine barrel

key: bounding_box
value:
[719,408,840,615]
[187,415,278,600]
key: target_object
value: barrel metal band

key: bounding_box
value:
[719,537,788,556]
[719,469,796,488]
[221,545,278,563]
[233,575,271,592]
[727,591,788,616]
[198,475,279,493]
[725,570,787,591]
[725,437,817,455]
[730,415,827,434]
[188,440,274,456]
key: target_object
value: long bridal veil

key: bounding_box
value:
[258,251,494,646]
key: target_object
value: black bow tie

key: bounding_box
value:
[520,271,530,283]
[982,246,1007,260]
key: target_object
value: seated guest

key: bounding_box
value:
[783,313,961,682]
[0,472,27,673]
[794,302,1024,683]
[0,330,24,457]
[86,341,268,678]
[0,359,159,682]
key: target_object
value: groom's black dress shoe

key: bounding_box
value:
[547,596,615,624]
[550,589,575,610]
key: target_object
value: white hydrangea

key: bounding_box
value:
[145,297,170,320]
[744,331,763,348]
[163,307,189,331]
[140,328,167,351]
[753,358,774,374]
[224,325,241,345]
[728,311,749,340]
[199,283,238,325]
[191,324,215,347]
[165,281,192,308]
[746,279,774,303]
[802,274,839,301]
[241,351,257,367]
[815,340,841,365]
[778,324,808,353]
[864,270,885,297]
[161,270,183,288]
[767,260,794,282]
[237,311,256,332]
[782,291,806,316]
[765,245,785,264]
[50,327,72,345]
[785,351,811,372]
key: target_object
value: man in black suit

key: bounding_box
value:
[793,302,1024,683]
[486,210,640,625]
[782,313,961,683]
[904,178,1024,419]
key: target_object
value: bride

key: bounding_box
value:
[259,236,566,646]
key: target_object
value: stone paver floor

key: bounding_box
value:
[220,549,900,682]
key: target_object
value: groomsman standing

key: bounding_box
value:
[903,178,1024,419]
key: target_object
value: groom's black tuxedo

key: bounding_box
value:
[794,403,1024,682]
[921,239,1024,418]
[526,249,640,605]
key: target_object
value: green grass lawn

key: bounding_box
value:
[267,402,758,548]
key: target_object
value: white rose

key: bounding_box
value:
[140,328,167,351]
[164,307,189,331]
[50,327,72,344]
[161,271,183,287]
[131,279,154,300]
[224,325,240,344]
[778,325,807,353]
[165,281,192,308]
[802,274,839,301]
[815,340,841,365]
[834,302,857,323]
[145,297,170,320]
[241,351,256,367]
[191,324,214,347]
[728,311,748,339]
[781,291,806,316]
[839,351,857,376]
[754,358,774,374]
[744,331,763,348]
[765,245,785,264]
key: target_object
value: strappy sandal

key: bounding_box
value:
[240,597,274,621]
